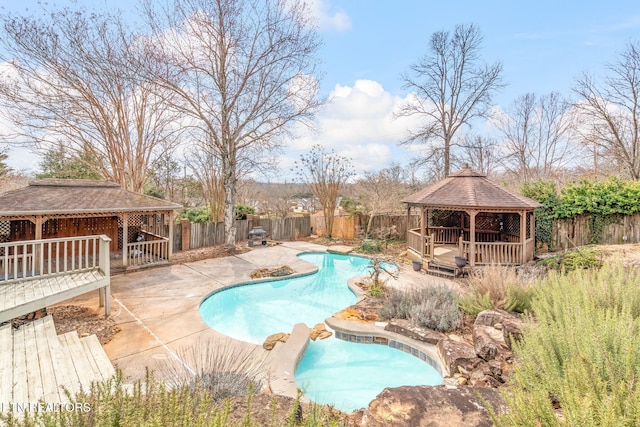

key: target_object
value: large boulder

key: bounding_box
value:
[437,338,482,376]
[473,325,502,361]
[356,385,507,427]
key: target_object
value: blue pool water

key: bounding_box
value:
[199,251,443,412]
[296,338,443,412]
[199,252,366,344]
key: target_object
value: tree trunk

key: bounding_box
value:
[223,155,237,250]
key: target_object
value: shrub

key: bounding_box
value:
[235,204,255,220]
[5,370,348,427]
[537,247,603,272]
[490,262,640,426]
[409,286,463,332]
[379,286,462,332]
[360,239,382,253]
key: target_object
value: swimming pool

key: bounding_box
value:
[199,251,443,411]
[199,252,366,344]
[295,337,443,412]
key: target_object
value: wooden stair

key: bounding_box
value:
[425,260,459,278]
[0,315,115,408]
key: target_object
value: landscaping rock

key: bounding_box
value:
[384,318,448,345]
[309,323,332,341]
[358,385,507,427]
[262,332,289,350]
[473,325,501,361]
[501,317,523,349]
[437,338,479,376]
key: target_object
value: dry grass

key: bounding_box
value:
[466,264,521,309]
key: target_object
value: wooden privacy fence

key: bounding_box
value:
[311,213,420,240]
[552,213,640,250]
[174,216,312,251]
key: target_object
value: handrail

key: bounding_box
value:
[0,235,111,283]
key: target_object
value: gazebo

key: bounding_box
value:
[403,168,541,272]
[0,179,182,268]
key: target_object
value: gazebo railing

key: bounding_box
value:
[407,229,433,258]
[427,226,460,244]
[459,240,522,265]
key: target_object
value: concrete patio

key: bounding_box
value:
[57,241,456,386]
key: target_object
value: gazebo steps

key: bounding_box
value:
[425,260,458,279]
[0,315,116,408]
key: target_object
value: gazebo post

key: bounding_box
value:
[520,210,527,264]
[420,207,426,259]
[469,209,477,266]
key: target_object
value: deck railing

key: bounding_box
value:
[0,235,111,282]
[127,237,169,267]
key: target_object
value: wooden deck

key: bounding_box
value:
[0,235,111,324]
[0,315,115,407]
[0,236,116,412]
[0,269,109,324]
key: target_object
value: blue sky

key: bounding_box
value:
[2,0,639,178]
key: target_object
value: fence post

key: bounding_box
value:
[181,219,191,251]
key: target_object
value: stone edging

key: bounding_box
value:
[268,323,310,400]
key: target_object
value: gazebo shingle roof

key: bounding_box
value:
[402,168,542,209]
[0,179,182,216]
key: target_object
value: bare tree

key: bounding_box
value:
[573,41,640,180]
[355,164,409,235]
[295,145,353,239]
[0,6,181,192]
[189,146,225,222]
[143,0,322,249]
[397,23,504,177]
[496,92,575,183]
[457,134,500,175]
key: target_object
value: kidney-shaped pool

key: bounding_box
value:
[199,252,443,411]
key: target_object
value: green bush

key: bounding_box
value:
[537,247,603,272]
[235,204,255,220]
[491,262,640,427]
[360,239,382,253]
[178,207,212,223]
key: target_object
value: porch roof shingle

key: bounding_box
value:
[402,168,542,210]
[0,179,182,216]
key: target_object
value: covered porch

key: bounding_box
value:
[403,169,541,274]
[0,179,182,270]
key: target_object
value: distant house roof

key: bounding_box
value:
[0,179,182,217]
[402,168,542,210]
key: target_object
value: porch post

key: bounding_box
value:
[168,210,174,260]
[121,213,129,267]
[469,209,477,267]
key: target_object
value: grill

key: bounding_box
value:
[248,226,267,247]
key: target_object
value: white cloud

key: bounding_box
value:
[278,79,423,179]
[307,0,351,32]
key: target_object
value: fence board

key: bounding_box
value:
[551,213,640,250]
